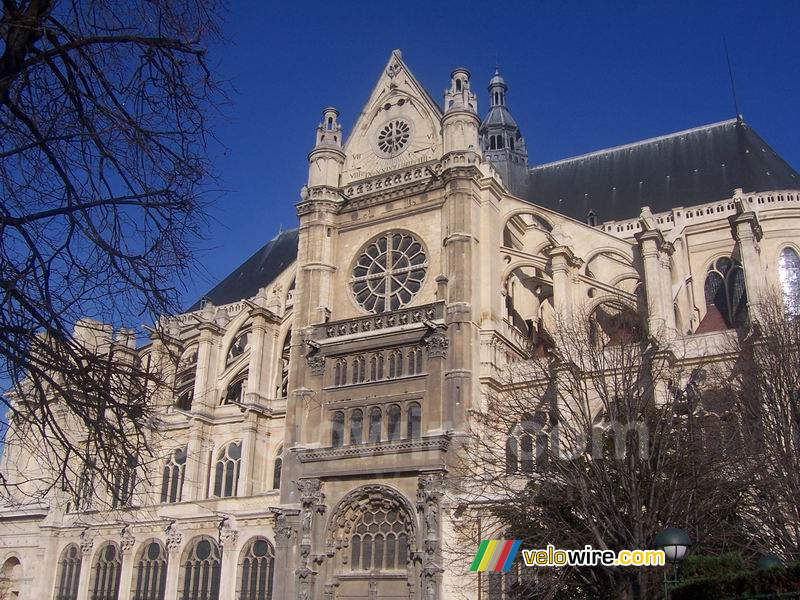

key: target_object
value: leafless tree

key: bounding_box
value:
[724,289,800,560]
[0,0,221,507]
[452,301,750,599]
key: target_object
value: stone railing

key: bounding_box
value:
[315,302,444,340]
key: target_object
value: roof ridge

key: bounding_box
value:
[531,118,741,170]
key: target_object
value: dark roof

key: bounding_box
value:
[524,119,800,222]
[189,229,299,311]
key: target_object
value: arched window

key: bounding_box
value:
[280,331,291,398]
[89,542,122,600]
[349,501,411,571]
[370,353,384,381]
[131,541,168,600]
[213,442,242,498]
[388,350,403,379]
[407,347,423,375]
[505,437,518,474]
[352,355,366,384]
[350,409,363,445]
[332,411,345,448]
[54,545,82,600]
[272,447,283,490]
[520,434,533,473]
[490,136,496,150]
[110,460,136,508]
[387,405,401,441]
[407,402,422,440]
[161,447,187,503]
[510,137,515,151]
[178,537,221,600]
[779,247,800,316]
[174,345,198,411]
[227,329,251,365]
[223,370,248,406]
[704,256,747,328]
[368,407,382,443]
[237,537,275,600]
[0,557,22,600]
[334,359,347,386]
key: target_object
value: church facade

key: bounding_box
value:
[1,50,799,600]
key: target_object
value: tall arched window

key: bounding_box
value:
[388,350,403,378]
[505,437,518,474]
[352,355,366,384]
[223,370,248,406]
[407,402,422,440]
[370,353,384,381]
[237,538,275,600]
[280,331,291,398]
[110,461,136,508]
[178,537,221,600]
[350,409,363,445]
[89,542,122,600]
[161,447,187,503]
[520,434,533,473]
[54,545,82,600]
[779,247,800,316]
[272,446,282,490]
[334,359,347,386]
[227,329,251,365]
[131,541,168,600]
[704,256,748,328]
[332,411,345,448]
[368,407,382,443]
[174,345,198,411]
[387,405,401,441]
[407,347,423,375]
[213,441,242,498]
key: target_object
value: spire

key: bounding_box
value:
[480,68,529,195]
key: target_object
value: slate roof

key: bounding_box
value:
[188,229,299,311]
[524,119,800,222]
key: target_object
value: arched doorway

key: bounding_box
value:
[0,556,22,600]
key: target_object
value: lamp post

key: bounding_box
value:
[654,527,693,599]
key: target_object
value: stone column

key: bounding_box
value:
[117,528,136,600]
[238,412,259,496]
[729,208,765,317]
[548,245,582,322]
[424,327,449,434]
[77,532,95,600]
[163,522,183,600]
[637,229,675,335]
[219,520,240,599]
[271,508,300,600]
[417,473,445,600]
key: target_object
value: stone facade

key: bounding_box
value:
[1,49,799,600]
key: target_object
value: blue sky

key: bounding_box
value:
[191,0,800,305]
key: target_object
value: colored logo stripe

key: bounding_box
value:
[470,540,521,572]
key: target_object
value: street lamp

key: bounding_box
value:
[654,527,693,599]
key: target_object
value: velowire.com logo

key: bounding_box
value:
[469,540,522,572]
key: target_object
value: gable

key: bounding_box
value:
[342,50,444,185]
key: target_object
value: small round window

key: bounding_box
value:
[351,231,428,314]
[376,120,411,158]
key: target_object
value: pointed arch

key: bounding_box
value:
[89,542,122,600]
[178,537,221,600]
[237,537,274,600]
[54,544,82,600]
[130,540,168,600]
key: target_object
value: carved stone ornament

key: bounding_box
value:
[165,520,183,552]
[307,354,326,376]
[424,332,449,358]
[79,528,95,554]
[218,518,239,549]
[119,525,135,555]
[386,59,402,79]
[297,478,324,509]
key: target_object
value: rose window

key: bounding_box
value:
[376,120,411,157]
[351,232,427,313]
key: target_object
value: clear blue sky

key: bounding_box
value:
[190,0,800,305]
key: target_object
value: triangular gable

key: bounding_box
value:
[342,50,444,185]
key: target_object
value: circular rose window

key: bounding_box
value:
[351,232,428,313]
[375,119,411,158]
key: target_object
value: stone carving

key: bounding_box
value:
[218,517,239,548]
[119,525,135,555]
[417,474,446,600]
[79,528,94,554]
[424,332,449,358]
[307,354,325,376]
[165,520,182,552]
[386,59,402,79]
